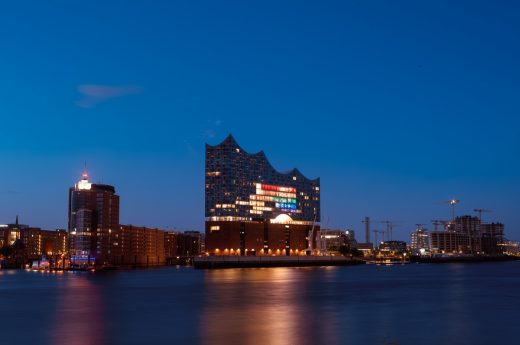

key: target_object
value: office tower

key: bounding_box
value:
[68,171,119,265]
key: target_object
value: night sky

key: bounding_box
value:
[1,1,519,241]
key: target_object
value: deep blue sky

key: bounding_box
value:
[1,1,519,241]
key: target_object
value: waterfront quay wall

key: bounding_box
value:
[193,255,365,269]
[411,255,520,264]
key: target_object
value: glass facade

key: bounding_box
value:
[205,135,320,224]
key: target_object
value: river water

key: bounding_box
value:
[0,261,518,345]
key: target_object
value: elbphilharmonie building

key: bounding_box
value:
[205,135,320,255]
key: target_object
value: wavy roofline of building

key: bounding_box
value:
[206,134,320,182]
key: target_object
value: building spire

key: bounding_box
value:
[82,161,89,180]
[15,215,19,226]
[76,164,92,190]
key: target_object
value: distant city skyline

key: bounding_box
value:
[1,1,519,240]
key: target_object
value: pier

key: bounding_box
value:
[193,256,365,269]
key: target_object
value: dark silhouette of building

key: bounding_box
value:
[164,231,202,260]
[182,231,202,256]
[481,223,505,254]
[205,135,320,255]
[481,222,504,242]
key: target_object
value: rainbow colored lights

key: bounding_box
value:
[256,183,296,193]
[251,183,298,213]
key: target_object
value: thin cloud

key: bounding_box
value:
[76,84,143,108]
[203,119,222,139]
[183,139,198,156]
[203,129,216,139]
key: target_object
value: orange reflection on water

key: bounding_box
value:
[200,267,339,345]
[50,274,106,345]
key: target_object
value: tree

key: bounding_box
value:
[12,239,27,267]
[339,245,363,258]
[0,245,13,258]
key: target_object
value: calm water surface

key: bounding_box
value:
[0,262,519,345]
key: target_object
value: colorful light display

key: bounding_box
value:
[256,183,296,193]
[205,135,320,223]
[250,183,298,214]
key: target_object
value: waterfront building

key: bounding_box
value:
[430,231,470,254]
[410,229,430,255]
[111,225,166,266]
[0,216,28,247]
[43,229,68,257]
[316,229,343,254]
[205,135,320,255]
[447,215,481,253]
[441,216,507,254]
[497,241,519,255]
[20,227,44,260]
[19,228,68,262]
[1,217,66,253]
[316,229,357,254]
[379,241,407,254]
[183,231,202,256]
[164,232,178,259]
[430,216,509,255]
[68,172,120,265]
[0,225,18,247]
[481,234,500,255]
[481,223,504,242]
[480,222,504,255]
[164,231,202,263]
[356,242,374,256]
[479,223,504,255]
[0,217,68,267]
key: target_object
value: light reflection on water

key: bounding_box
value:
[201,268,333,345]
[0,262,519,345]
[50,275,105,345]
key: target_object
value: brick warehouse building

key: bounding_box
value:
[205,135,320,255]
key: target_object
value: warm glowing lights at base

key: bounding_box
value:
[211,247,309,256]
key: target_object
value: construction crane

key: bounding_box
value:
[377,220,400,241]
[474,208,492,223]
[442,199,460,221]
[361,217,371,243]
[431,220,449,231]
[415,223,426,231]
[306,214,318,255]
[373,229,385,246]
